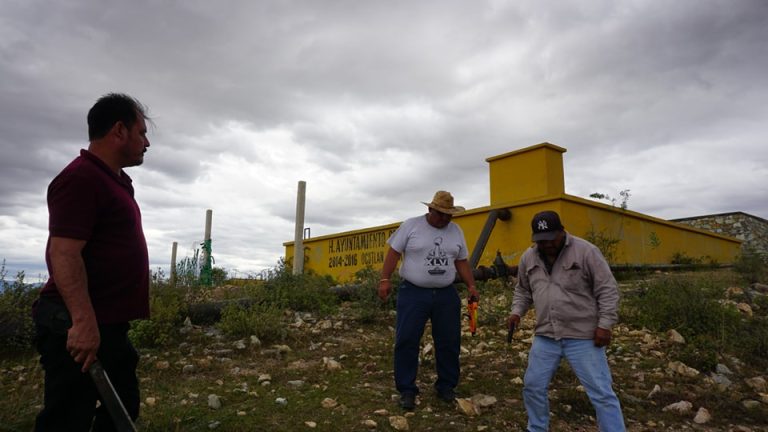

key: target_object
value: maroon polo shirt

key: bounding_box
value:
[40,149,150,324]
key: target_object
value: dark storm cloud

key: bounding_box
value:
[1,0,767,277]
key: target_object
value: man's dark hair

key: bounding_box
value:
[87,93,149,141]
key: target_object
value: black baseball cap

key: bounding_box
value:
[531,211,564,241]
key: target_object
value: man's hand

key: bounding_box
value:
[593,327,612,347]
[507,314,520,330]
[377,279,392,301]
[67,320,100,372]
[468,285,479,302]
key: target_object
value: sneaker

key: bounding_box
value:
[435,387,456,403]
[399,392,416,410]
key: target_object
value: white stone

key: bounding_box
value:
[667,329,685,344]
[693,407,711,424]
[323,357,343,371]
[662,400,692,414]
[737,303,753,317]
[647,384,661,399]
[321,398,338,409]
[745,376,767,393]
[470,394,498,408]
[304,421,317,428]
[207,394,222,410]
[456,398,480,416]
[742,400,760,409]
[145,397,156,407]
[668,361,700,377]
[362,419,377,428]
[388,415,409,431]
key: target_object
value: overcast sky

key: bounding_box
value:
[1,0,767,282]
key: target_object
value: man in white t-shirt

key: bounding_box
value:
[378,191,479,410]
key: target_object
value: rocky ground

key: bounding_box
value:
[1,279,767,431]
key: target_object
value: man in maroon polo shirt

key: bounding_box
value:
[33,93,151,431]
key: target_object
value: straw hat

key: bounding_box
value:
[422,191,465,215]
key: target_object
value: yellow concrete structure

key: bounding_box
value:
[284,143,741,282]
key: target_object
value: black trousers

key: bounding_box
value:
[33,298,140,432]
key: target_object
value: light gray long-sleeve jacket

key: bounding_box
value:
[511,233,620,340]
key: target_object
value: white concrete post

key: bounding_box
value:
[202,209,213,264]
[170,241,178,286]
[293,181,306,275]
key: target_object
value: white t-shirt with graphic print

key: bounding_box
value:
[387,214,469,288]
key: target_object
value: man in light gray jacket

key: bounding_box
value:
[508,210,625,432]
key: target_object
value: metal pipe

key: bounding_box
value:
[468,208,511,268]
[293,181,307,275]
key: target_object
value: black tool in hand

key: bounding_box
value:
[89,360,138,432]
[506,322,515,343]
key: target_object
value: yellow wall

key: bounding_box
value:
[285,143,741,282]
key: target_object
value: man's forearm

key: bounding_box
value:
[50,249,94,324]
[380,248,401,280]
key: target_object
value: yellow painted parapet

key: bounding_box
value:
[285,143,741,282]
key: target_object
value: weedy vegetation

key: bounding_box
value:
[1,255,767,431]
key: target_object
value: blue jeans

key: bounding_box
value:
[523,336,625,432]
[394,280,461,395]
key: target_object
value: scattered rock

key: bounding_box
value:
[726,286,744,297]
[662,400,693,414]
[182,364,195,374]
[510,377,523,385]
[361,419,377,428]
[323,357,343,371]
[145,397,156,407]
[155,361,170,370]
[737,303,753,317]
[470,394,497,408]
[321,398,338,409]
[667,329,685,344]
[711,373,733,390]
[716,364,733,375]
[287,380,305,388]
[742,399,760,409]
[250,335,261,347]
[388,415,409,431]
[751,283,768,294]
[668,361,699,377]
[233,340,246,350]
[208,394,222,410]
[647,384,661,399]
[693,407,711,424]
[373,409,389,416]
[422,343,433,357]
[275,397,288,406]
[745,376,767,393]
[456,398,480,416]
[304,421,317,428]
[208,421,220,429]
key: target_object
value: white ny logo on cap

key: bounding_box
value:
[537,220,548,231]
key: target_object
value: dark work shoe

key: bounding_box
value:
[399,392,416,410]
[435,387,456,403]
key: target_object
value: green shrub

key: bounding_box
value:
[128,286,185,348]
[217,302,286,344]
[584,226,620,264]
[733,247,767,284]
[0,270,39,353]
[258,261,338,314]
[347,266,397,323]
[621,273,766,370]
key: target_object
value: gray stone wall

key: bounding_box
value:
[673,212,768,257]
